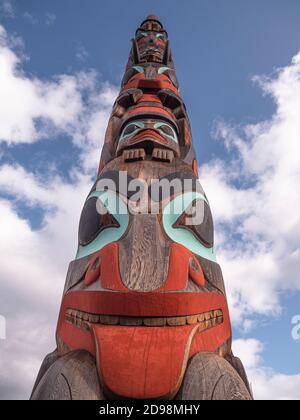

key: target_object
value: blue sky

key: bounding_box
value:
[0,0,300,399]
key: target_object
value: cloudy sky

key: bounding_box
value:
[0,0,300,400]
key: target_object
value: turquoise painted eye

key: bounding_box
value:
[76,190,129,259]
[120,121,144,141]
[156,33,166,40]
[162,192,216,262]
[137,32,148,38]
[154,122,178,143]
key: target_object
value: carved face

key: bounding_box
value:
[136,30,168,63]
[56,158,230,399]
[121,65,179,90]
[116,118,180,158]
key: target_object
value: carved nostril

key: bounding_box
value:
[84,256,101,286]
[189,256,205,287]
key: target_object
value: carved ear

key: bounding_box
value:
[131,38,140,64]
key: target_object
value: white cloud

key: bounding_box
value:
[233,339,300,400]
[202,51,300,329]
[0,24,118,172]
[0,23,118,398]
[0,168,94,399]
[0,20,299,400]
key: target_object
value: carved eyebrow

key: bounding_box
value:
[162,191,216,262]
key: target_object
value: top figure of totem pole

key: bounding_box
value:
[31,15,252,400]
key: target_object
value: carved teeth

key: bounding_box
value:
[204,311,213,321]
[89,314,100,323]
[152,148,174,162]
[143,317,166,326]
[99,315,119,325]
[120,317,143,326]
[123,148,146,162]
[166,316,186,326]
[65,308,224,331]
[186,315,198,325]
[198,313,205,323]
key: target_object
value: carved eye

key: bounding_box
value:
[154,122,178,143]
[156,33,167,41]
[159,124,173,136]
[173,199,214,248]
[123,124,140,136]
[120,121,143,140]
[136,31,148,40]
[79,197,119,246]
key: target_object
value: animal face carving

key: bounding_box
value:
[117,118,180,158]
[136,29,168,63]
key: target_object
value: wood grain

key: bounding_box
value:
[31,350,104,400]
[176,352,252,400]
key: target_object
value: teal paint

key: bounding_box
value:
[162,191,216,262]
[154,122,178,143]
[76,190,129,259]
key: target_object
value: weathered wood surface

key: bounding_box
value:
[31,350,104,400]
[176,352,252,400]
[119,213,170,291]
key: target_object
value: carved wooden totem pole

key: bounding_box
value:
[31,16,252,400]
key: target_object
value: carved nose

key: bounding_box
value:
[118,214,170,292]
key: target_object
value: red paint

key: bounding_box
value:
[193,159,199,177]
[85,243,205,292]
[126,106,176,122]
[83,243,127,291]
[57,242,231,399]
[57,297,231,399]
[84,254,100,287]
[189,256,205,288]
[137,93,161,103]
[57,290,229,321]
[128,129,168,145]
[99,242,128,291]
[121,74,179,96]
[157,243,190,291]
[92,324,197,399]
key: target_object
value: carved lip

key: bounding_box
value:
[65,308,223,330]
[128,129,168,145]
[58,290,229,318]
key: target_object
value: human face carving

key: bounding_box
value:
[117,118,180,158]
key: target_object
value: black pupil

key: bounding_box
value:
[79,197,101,246]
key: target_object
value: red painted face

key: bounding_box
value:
[56,165,231,399]
[136,30,168,63]
[116,117,180,158]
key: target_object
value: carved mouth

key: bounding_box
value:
[65,308,223,331]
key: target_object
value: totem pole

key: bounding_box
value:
[31,16,252,400]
